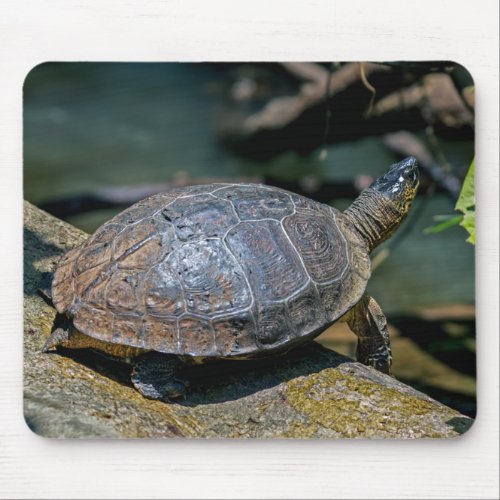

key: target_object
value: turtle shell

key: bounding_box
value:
[52,184,371,358]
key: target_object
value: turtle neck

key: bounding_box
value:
[342,189,406,253]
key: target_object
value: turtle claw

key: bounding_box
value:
[357,347,392,376]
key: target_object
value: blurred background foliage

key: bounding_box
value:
[24,62,476,416]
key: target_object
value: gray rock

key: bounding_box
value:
[23,201,473,438]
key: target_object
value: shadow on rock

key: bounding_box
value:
[180,344,349,406]
[46,347,134,387]
[23,226,65,297]
[48,342,350,405]
[445,416,474,435]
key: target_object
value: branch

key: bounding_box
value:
[372,73,474,129]
[216,63,474,158]
[239,62,388,135]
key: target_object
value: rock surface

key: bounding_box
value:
[23,201,474,438]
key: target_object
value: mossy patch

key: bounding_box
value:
[285,369,462,438]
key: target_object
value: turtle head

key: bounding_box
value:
[343,157,419,252]
[369,156,419,215]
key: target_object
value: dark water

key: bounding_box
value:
[23,62,476,416]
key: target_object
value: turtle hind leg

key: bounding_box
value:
[343,293,392,375]
[131,352,188,401]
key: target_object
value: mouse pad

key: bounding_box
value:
[23,62,475,438]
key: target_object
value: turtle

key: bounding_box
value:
[43,156,419,400]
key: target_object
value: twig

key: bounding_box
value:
[359,62,377,117]
[319,63,335,161]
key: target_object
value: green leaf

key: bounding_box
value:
[461,210,476,244]
[455,160,475,213]
[455,160,476,245]
[424,215,463,234]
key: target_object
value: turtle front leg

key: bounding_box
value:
[131,352,189,401]
[342,293,392,375]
